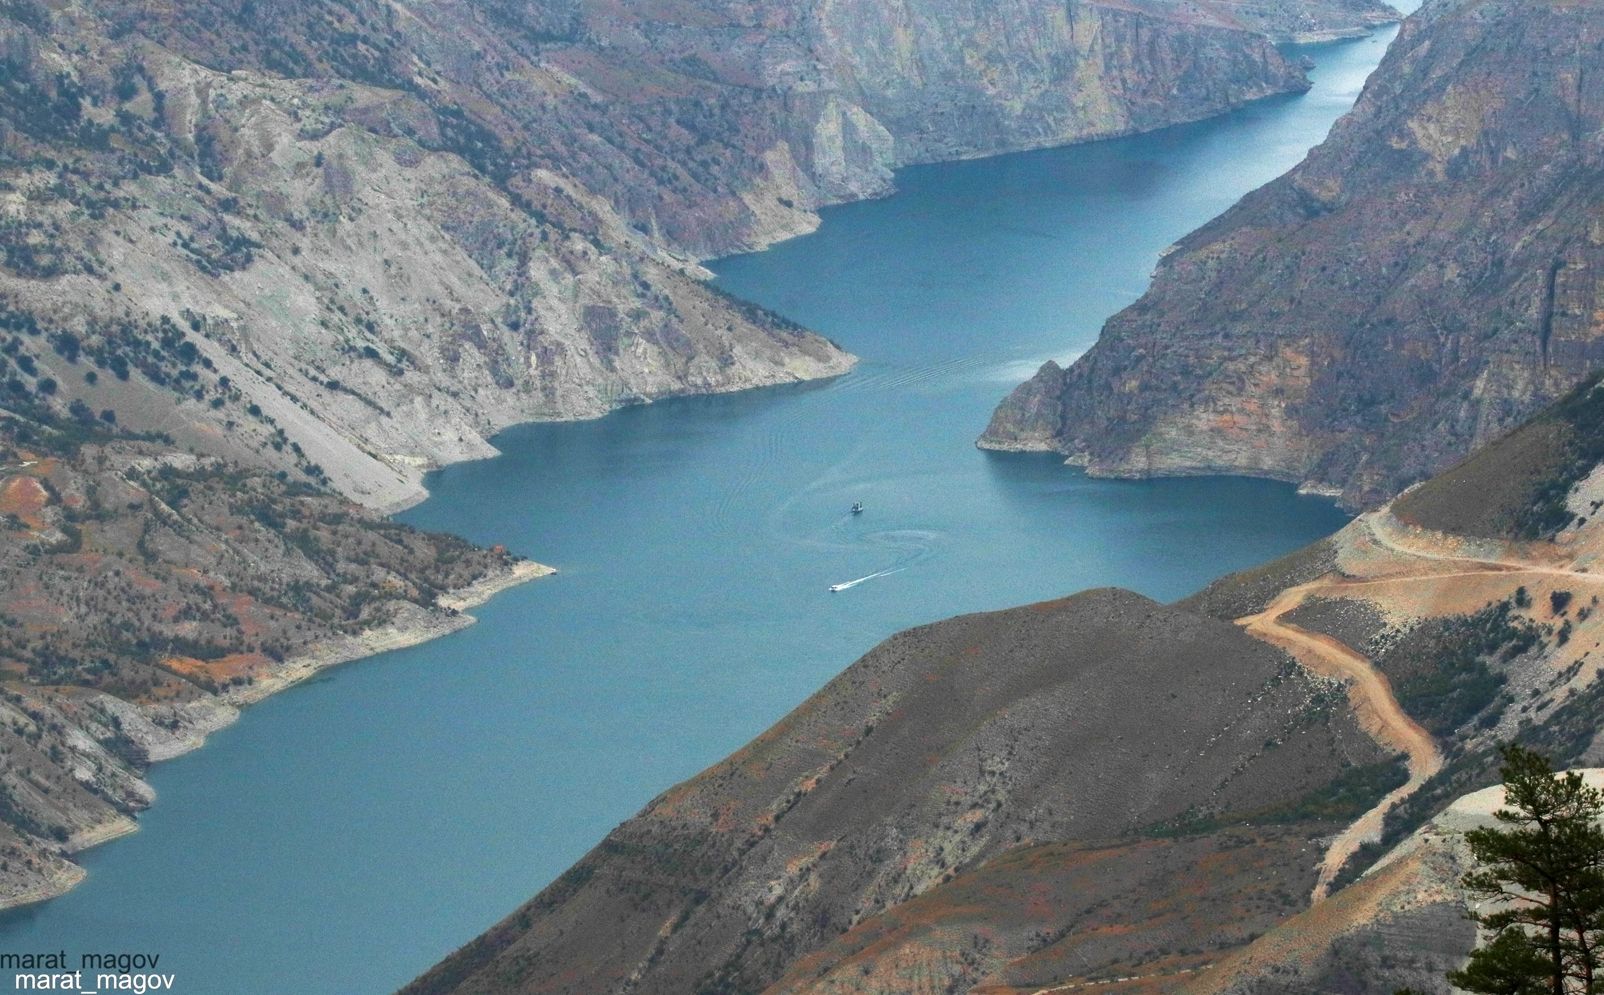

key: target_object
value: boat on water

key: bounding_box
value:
[828,583,848,593]
[850,501,864,514]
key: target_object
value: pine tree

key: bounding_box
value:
[1450,745,1604,995]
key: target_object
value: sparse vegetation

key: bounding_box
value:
[1385,599,1538,738]
[0,404,518,876]
[1510,375,1604,538]
[1401,373,1604,540]
[1362,671,1604,890]
[1147,757,1409,838]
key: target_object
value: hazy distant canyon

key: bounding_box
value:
[984,0,1604,510]
[2,0,1396,510]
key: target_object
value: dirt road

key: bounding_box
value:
[1238,584,1442,900]
[1234,510,1604,901]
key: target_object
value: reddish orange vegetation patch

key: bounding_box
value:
[897,839,930,873]
[1023,880,1056,919]
[0,475,51,527]
[226,593,269,641]
[4,581,66,626]
[784,840,834,876]
[187,575,271,642]
[1027,597,1075,613]
[123,670,207,705]
[710,801,740,833]
[161,652,269,686]
[123,567,165,593]
[1081,921,1143,939]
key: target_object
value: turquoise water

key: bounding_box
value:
[0,29,1402,995]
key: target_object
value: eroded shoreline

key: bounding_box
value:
[0,559,554,913]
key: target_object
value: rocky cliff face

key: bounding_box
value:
[0,0,1396,509]
[982,0,1604,511]
[797,0,1331,170]
[0,0,854,510]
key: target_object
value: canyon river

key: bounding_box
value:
[0,25,1405,995]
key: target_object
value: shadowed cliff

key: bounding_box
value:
[983,0,1604,511]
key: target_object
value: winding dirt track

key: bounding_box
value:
[1025,513,1604,992]
[1236,513,1604,901]
[1237,583,1442,900]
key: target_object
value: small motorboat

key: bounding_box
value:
[850,501,864,515]
[828,583,848,593]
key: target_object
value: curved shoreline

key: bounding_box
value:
[0,559,554,913]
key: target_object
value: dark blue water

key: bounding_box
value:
[0,28,1403,995]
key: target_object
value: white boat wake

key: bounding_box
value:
[828,567,903,592]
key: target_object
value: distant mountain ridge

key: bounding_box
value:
[982,0,1604,511]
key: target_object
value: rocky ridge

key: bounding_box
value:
[982,0,1604,511]
[403,587,1396,995]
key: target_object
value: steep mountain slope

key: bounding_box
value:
[1080,378,1604,994]
[1,0,1396,509]
[404,589,1395,995]
[0,402,546,908]
[0,2,854,510]
[414,377,1604,995]
[96,0,1397,255]
[762,378,1604,992]
[983,0,1604,511]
